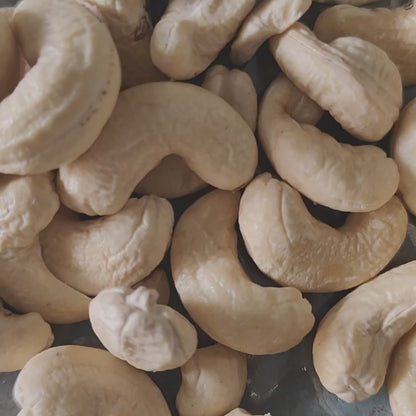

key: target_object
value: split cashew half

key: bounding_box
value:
[58,82,258,216]
[171,189,315,355]
[132,268,170,305]
[239,174,407,293]
[226,410,272,416]
[176,344,247,416]
[269,23,402,142]
[258,76,399,212]
[14,345,171,416]
[313,261,416,403]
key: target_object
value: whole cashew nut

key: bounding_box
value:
[226,410,272,416]
[171,189,315,355]
[132,268,170,305]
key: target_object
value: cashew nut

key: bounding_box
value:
[226,410,271,416]
[58,82,258,216]
[132,268,170,305]
[239,174,407,293]
[89,286,197,371]
[258,75,400,212]
[171,189,315,354]
[313,261,416,402]
[14,345,171,415]
[176,344,247,416]
[269,23,402,142]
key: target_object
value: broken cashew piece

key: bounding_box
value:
[14,345,171,416]
[269,23,402,142]
[171,189,314,354]
[132,269,170,305]
[313,261,416,403]
[239,174,407,293]
[176,344,247,416]
[226,410,271,416]
[90,286,197,371]
[258,76,399,212]
[58,82,257,216]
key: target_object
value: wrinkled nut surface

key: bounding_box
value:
[90,286,197,372]
[270,23,402,142]
[239,174,407,293]
[132,268,170,305]
[58,82,258,216]
[176,344,247,416]
[313,261,416,403]
[40,196,174,296]
[231,0,312,65]
[258,76,399,212]
[171,189,315,354]
[14,345,171,415]
[150,0,255,80]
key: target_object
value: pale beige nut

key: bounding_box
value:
[171,189,315,355]
[176,344,247,416]
[13,345,171,415]
[132,268,170,305]
[239,174,407,293]
[226,409,272,416]
[58,82,258,216]
[0,300,53,372]
[150,0,256,80]
[269,23,402,142]
[313,261,416,403]
[231,0,312,65]
[258,76,399,212]
[40,196,174,296]
[90,286,197,371]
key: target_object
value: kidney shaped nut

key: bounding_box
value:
[226,410,272,416]
[269,23,402,142]
[89,286,197,372]
[14,345,171,416]
[239,174,407,293]
[176,344,247,416]
[132,268,170,305]
[313,261,416,403]
[171,189,315,355]
[259,75,399,212]
[58,82,258,216]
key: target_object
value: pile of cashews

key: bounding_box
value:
[1,0,416,415]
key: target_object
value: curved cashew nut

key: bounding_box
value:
[40,196,174,296]
[239,174,407,293]
[258,75,399,212]
[171,189,315,354]
[89,286,197,371]
[176,344,247,416]
[58,82,258,216]
[0,175,90,323]
[226,410,271,416]
[269,23,402,142]
[132,268,170,305]
[0,300,53,372]
[313,261,416,403]
[0,0,121,175]
[14,345,172,415]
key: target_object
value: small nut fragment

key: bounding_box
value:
[132,269,170,305]
[226,409,272,416]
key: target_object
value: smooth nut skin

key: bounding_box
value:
[132,268,170,305]
[226,410,271,416]
[259,76,400,212]
[171,189,315,355]
[58,82,258,216]
[313,261,416,403]
[269,23,403,142]
[40,196,174,296]
[14,345,171,416]
[150,0,255,80]
[239,174,407,293]
[176,344,247,416]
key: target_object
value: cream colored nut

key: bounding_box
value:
[150,0,255,80]
[259,76,399,212]
[0,174,90,324]
[58,82,258,216]
[171,189,314,354]
[89,286,197,371]
[176,344,247,416]
[40,196,174,296]
[14,345,171,415]
[239,174,407,293]
[313,261,416,403]
[231,0,312,65]
[0,300,53,372]
[0,0,121,175]
[132,268,170,305]
[314,0,383,5]
[226,409,272,416]
[269,23,402,142]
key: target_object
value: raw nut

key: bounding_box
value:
[132,269,170,305]
[226,410,272,416]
